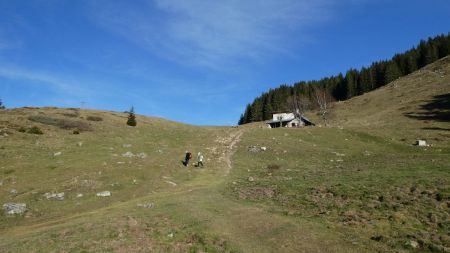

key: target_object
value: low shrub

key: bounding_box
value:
[436,192,444,201]
[58,119,91,131]
[61,113,79,118]
[73,129,80,135]
[3,169,15,175]
[86,116,103,121]
[267,164,281,172]
[28,115,59,126]
[18,127,27,133]
[28,115,91,131]
[28,126,43,135]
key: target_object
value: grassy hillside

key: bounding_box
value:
[329,55,450,144]
[0,57,449,252]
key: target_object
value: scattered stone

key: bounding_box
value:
[121,151,147,158]
[44,192,65,200]
[248,146,267,152]
[122,151,134,158]
[167,233,174,238]
[10,189,17,194]
[135,152,147,159]
[76,193,83,198]
[409,240,419,249]
[165,180,177,186]
[77,142,83,147]
[117,161,125,164]
[137,202,154,208]
[133,179,137,184]
[3,203,26,215]
[122,144,132,148]
[415,140,427,146]
[248,176,255,182]
[96,191,111,197]
[53,151,62,156]
[0,180,3,186]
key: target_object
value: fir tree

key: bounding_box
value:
[385,62,402,84]
[345,69,359,98]
[243,104,252,124]
[0,99,5,109]
[126,106,137,126]
[238,114,245,125]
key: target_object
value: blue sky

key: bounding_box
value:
[0,0,449,125]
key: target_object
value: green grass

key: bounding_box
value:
[227,125,449,252]
[0,57,449,252]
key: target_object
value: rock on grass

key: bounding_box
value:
[3,203,26,215]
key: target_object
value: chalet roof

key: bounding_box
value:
[266,115,314,125]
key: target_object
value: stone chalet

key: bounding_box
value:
[266,112,315,128]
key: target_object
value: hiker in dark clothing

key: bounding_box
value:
[184,151,192,166]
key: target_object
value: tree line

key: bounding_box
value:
[238,33,450,125]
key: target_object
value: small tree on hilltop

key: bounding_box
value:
[126,106,137,126]
[0,98,5,109]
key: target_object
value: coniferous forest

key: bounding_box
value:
[238,33,450,125]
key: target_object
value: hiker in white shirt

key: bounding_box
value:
[197,152,204,167]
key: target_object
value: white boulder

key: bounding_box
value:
[3,203,26,215]
[415,140,427,146]
[96,191,111,197]
[44,192,65,201]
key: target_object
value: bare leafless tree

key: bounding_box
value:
[312,86,335,125]
[287,94,310,119]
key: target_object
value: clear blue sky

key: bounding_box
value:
[0,0,449,125]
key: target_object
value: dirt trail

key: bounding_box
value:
[215,129,244,175]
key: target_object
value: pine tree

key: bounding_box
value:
[238,114,245,125]
[243,104,252,124]
[345,69,359,98]
[0,99,5,109]
[126,106,137,126]
[250,98,263,122]
[385,61,402,84]
[262,98,273,120]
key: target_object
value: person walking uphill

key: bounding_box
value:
[196,152,204,167]
[184,151,192,167]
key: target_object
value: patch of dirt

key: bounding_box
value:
[215,130,243,175]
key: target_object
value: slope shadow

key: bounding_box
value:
[404,93,450,123]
